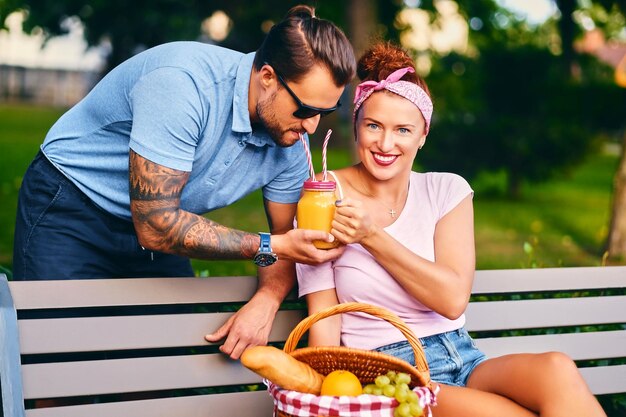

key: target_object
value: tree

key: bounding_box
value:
[589,0,626,262]
[414,1,626,261]
[405,1,625,199]
[554,0,626,262]
[0,0,402,74]
[608,133,626,261]
[421,46,626,198]
[1,0,215,72]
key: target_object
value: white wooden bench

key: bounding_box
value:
[1,266,625,417]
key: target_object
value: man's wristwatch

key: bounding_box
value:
[253,232,278,267]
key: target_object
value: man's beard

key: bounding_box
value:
[256,93,299,148]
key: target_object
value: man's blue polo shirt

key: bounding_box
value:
[41,42,309,220]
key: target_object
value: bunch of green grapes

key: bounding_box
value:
[362,371,423,417]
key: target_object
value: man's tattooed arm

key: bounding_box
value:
[129,150,258,259]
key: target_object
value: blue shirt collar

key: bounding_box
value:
[232,52,275,148]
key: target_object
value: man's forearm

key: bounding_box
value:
[132,203,259,259]
[256,261,296,307]
[129,150,259,259]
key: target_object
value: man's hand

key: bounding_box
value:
[204,292,278,359]
[272,229,345,265]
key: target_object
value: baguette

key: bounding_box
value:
[240,345,324,394]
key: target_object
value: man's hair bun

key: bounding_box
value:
[285,5,315,20]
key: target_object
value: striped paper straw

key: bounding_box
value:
[299,133,316,180]
[322,129,332,181]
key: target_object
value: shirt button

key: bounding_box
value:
[225,160,230,166]
[238,140,244,147]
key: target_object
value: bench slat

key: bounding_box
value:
[472,266,626,294]
[580,365,626,395]
[22,367,626,416]
[19,310,305,354]
[12,265,625,310]
[8,277,265,309]
[22,354,262,399]
[24,330,626,399]
[465,295,626,331]
[475,330,626,360]
[25,391,274,417]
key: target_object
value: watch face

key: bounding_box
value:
[254,253,277,267]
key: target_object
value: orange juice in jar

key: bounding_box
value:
[296,180,339,249]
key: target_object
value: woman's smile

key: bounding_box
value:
[372,152,399,166]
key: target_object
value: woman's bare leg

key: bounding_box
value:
[466,352,606,417]
[432,384,537,417]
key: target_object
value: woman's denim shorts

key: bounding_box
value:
[374,328,487,387]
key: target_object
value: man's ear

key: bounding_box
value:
[259,64,276,90]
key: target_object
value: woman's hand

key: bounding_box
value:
[331,197,378,244]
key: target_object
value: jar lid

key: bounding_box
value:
[303,180,336,190]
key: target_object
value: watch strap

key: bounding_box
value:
[258,232,271,252]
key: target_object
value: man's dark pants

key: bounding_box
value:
[13,151,194,280]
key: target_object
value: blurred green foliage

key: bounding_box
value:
[0,0,402,72]
[1,104,620,273]
[2,1,624,197]
[422,45,626,197]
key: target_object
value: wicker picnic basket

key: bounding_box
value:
[270,302,434,417]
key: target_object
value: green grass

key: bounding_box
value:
[1,104,623,275]
[472,153,620,269]
[0,104,67,268]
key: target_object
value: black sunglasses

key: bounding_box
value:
[270,65,341,119]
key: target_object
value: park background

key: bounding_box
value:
[1,0,625,278]
[0,1,625,415]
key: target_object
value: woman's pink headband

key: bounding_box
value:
[353,67,433,134]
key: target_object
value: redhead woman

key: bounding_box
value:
[296,42,606,417]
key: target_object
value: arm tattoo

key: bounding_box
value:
[129,150,258,259]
